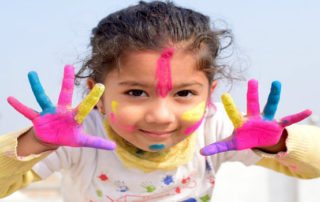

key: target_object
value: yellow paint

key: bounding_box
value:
[112,101,119,114]
[181,101,205,121]
[75,84,105,124]
[221,93,245,128]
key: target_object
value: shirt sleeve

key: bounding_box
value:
[254,124,320,179]
[0,127,53,198]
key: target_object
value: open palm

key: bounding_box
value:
[7,65,116,150]
[201,79,311,156]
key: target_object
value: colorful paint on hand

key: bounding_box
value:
[201,79,312,156]
[7,65,116,151]
[155,48,174,97]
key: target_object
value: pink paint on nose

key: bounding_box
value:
[155,48,174,97]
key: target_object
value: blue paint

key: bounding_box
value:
[205,159,212,171]
[163,175,174,185]
[181,198,197,202]
[149,144,165,151]
[263,81,281,121]
[28,71,56,116]
[136,149,145,155]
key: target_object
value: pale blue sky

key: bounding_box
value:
[1,0,319,134]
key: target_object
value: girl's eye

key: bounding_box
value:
[175,90,195,97]
[126,89,147,97]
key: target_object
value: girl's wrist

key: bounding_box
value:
[255,129,288,154]
[17,127,59,156]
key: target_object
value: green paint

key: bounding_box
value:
[200,194,210,202]
[146,185,156,192]
[96,189,103,197]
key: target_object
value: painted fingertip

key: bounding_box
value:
[106,141,117,150]
[248,79,258,86]
[271,81,281,92]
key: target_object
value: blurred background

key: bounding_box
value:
[0,0,319,201]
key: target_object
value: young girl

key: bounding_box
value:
[1,1,320,201]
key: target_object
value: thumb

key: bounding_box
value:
[77,132,117,150]
[200,137,235,156]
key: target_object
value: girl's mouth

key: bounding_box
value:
[139,129,175,139]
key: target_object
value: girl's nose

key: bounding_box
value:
[144,99,175,124]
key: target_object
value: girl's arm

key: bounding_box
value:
[255,124,320,179]
[0,128,50,198]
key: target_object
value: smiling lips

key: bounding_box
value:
[139,129,175,139]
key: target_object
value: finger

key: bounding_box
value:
[77,134,116,150]
[58,65,75,107]
[200,139,236,156]
[74,83,105,124]
[263,81,281,121]
[279,109,312,127]
[247,79,260,116]
[28,71,55,113]
[7,96,39,120]
[222,93,245,128]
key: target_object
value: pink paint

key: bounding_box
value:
[280,109,312,127]
[58,65,74,107]
[155,48,174,97]
[247,79,260,116]
[289,165,297,170]
[110,112,134,133]
[7,96,38,120]
[184,115,205,134]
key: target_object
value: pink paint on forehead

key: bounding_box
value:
[155,48,174,98]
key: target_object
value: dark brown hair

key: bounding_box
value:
[75,1,235,86]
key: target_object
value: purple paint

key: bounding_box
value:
[155,48,174,97]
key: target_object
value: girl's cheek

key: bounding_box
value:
[180,101,206,135]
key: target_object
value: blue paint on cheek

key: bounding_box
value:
[149,144,165,151]
[163,175,174,185]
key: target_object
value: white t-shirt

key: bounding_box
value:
[32,103,261,202]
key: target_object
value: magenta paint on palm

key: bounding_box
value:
[7,65,116,150]
[110,112,134,133]
[155,48,174,97]
[184,115,205,134]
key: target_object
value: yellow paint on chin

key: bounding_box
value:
[181,101,206,121]
[112,101,119,114]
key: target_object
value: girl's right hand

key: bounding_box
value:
[7,65,116,151]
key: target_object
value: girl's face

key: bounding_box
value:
[96,48,217,152]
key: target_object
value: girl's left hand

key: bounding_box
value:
[201,79,312,156]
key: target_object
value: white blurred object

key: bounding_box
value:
[309,115,319,125]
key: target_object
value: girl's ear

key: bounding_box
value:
[210,80,218,95]
[87,78,105,115]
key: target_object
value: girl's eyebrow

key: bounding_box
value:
[118,81,203,88]
[174,82,203,88]
[118,81,149,88]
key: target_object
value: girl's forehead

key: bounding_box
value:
[104,48,208,86]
